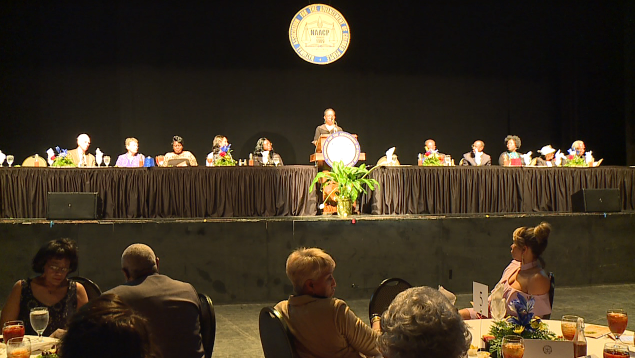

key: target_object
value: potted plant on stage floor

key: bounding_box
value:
[309,160,380,217]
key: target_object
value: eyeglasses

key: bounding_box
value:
[48,265,70,273]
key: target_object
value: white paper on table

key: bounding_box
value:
[472,281,488,317]
[618,334,633,344]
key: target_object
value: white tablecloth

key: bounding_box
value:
[465,319,634,357]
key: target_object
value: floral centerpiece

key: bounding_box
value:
[214,144,237,166]
[48,147,76,167]
[563,148,589,167]
[487,295,557,356]
[421,146,443,166]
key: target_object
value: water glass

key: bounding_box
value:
[6,336,31,358]
[104,155,111,167]
[30,306,49,341]
[7,155,15,167]
[501,335,524,358]
[561,315,579,340]
[96,155,102,167]
[273,157,280,166]
[444,155,452,166]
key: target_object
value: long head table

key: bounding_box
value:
[361,166,635,215]
[0,166,319,218]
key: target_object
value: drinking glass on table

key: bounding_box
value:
[607,309,627,340]
[501,335,524,358]
[104,155,111,167]
[273,157,280,166]
[7,155,15,167]
[2,320,25,342]
[6,336,31,358]
[30,306,49,341]
[96,155,102,167]
[561,315,579,341]
[603,342,630,358]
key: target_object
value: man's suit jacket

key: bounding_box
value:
[462,152,492,166]
[67,148,96,167]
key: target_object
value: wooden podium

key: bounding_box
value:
[310,134,366,214]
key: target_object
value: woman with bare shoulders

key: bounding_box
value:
[459,222,552,320]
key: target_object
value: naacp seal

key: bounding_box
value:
[289,4,350,65]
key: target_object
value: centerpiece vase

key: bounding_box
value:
[336,196,352,217]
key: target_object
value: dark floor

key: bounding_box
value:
[212,283,635,358]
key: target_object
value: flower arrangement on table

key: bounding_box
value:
[562,149,589,167]
[47,147,76,167]
[420,146,442,166]
[486,295,557,356]
[213,145,237,166]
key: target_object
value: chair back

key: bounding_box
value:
[22,155,48,167]
[259,307,296,358]
[198,293,216,358]
[543,272,555,319]
[368,278,412,322]
[68,276,102,300]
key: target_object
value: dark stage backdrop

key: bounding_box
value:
[1,2,632,166]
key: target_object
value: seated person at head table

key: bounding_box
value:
[253,137,283,166]
[565,140,594,165]
[461,140,492,166]
[59,293,159,358]
[68,133,96,167]
[0,238,89,336]
[162,135,198,167]
[459,222,552,320]
[206,135,234,166]
[379,286,471,358]
[424,138,447,158]
[535,145,557,167]
[499,135,524,166]
[313,108,343,146]
[115,137,145,167]
[275,247,381,358]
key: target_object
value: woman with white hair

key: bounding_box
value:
[274,247,380,358]
[379,286,471,358]
[535,145,557,167]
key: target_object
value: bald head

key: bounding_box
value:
[77,133,91,153]
[121,243,158,280]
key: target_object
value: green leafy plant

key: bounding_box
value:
[421,146,442,166]
[214,145,237,166]
[309,161,380,204]
[50,147,76,167]
[563,155,588,167]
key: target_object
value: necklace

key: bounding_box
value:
[520,260,540,271]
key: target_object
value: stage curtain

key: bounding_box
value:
[361,166,635,215]
[0,166,318,218]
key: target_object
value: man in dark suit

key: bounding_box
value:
[106,244,205,358]
[67,133,96,167]
[461,140,492,166]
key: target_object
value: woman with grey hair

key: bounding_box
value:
[379,286,471,358]
[498,135,524,166]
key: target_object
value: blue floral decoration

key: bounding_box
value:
[507,295,539,333]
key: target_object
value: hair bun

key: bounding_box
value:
[534,222,552,241]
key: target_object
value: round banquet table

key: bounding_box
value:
[465,319,634,357]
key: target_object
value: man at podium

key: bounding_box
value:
[312,108,343,145]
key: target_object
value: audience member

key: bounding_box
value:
[68,133,96,167]
[105,243,204,358]
[253,137,283,166]
[275,247,380,358]
[379,286,471,358]
[0,238,88,336]
[499,135,524,166]
[59,293,159,358]
[461,140,491,166]
[116,137,146,167]
[162,135,197,167]
[313,108,343,145]
[460,222,552,320]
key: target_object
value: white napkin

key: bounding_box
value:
[554,150,563,166]
[262,151,269,164]
[522,151,533,166]
[490,282,506,320]
[385,147,396,164]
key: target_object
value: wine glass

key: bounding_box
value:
[206,156,213,167]
[104,155,111,167]
[273,157,280,167]
[501,335,524,358]
[607,309,627,341]
[6,336,31,358]
[96,155,102,167]
[262,154,269,166]
[2,320,25,342]
[29,306,49,341]
[561,315,579,341]
[7,155,15,167]
[603,342,630,358]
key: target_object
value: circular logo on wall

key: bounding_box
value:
[289,4,350,65]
